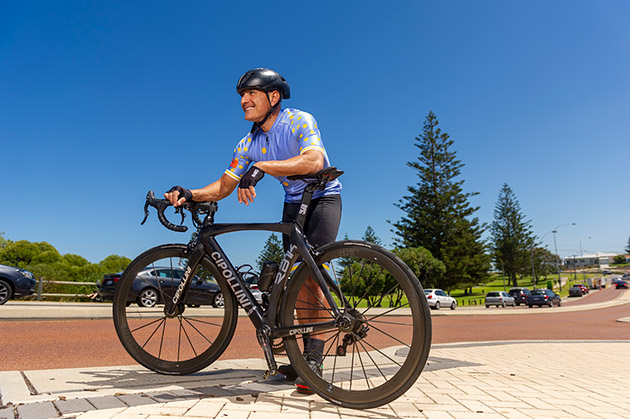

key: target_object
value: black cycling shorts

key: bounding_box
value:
[282,194,342,251]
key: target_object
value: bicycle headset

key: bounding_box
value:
[237,68,291,131]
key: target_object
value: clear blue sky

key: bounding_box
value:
[1,1,629,267]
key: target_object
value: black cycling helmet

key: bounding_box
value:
[236,68,290,99]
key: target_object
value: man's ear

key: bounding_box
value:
[270,90,281,107]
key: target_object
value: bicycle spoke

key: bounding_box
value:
[298,282,335,318]
[182,317,214,345]
[365,322,412,349]
[141,317,166,350]
[357,334,405,367]
[129,316,164,334]
[357,338,388,382]
[364,282,405,315]
[363,302,411,322]
[158,318,166,359]
[367,318,414,327]
[354,339,372,390]
[178,316,199,357]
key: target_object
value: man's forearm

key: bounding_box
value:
[192,174,238,202]
[255,150,324,177]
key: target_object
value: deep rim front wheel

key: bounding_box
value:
[113,244,238,375]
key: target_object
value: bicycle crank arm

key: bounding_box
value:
[256,326,278,379]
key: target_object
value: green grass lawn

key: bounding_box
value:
[448,272,601,306]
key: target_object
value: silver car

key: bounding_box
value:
[485,291,515,308]
[424,289,457,310]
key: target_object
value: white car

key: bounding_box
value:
[485,291,515,308]
[424,289,457,310]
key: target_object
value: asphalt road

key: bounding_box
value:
[1,288,628,372]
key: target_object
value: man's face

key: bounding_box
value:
[240,89,279,122]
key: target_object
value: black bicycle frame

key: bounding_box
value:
[172,219,342,339]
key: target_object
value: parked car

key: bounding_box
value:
[602,270,612,275]
[574,284,589,294]
[526,289,561,307]
[569,286,584,297]
[508,287,530,306]
[622,273,630,281]
[97,273,122,300]
[424,289,457,310]
[0,264,37,305]
[485,291,515,308]
[236,264,263,304]
[611,278,625,287]
[98,267,223,308]
[615,280,629,289]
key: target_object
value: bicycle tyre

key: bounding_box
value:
[281,240,431,408]
[113,244,238,375]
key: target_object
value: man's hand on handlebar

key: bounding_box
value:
[165,186,193,207]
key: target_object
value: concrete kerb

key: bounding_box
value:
[2,340,630,418]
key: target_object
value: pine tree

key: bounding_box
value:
[391,111,490,290]
[490,184,535,287]
[625,236,630,254]
[362,226,382,245]
[256,233,284,271]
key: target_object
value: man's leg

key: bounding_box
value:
[290,195,341,393]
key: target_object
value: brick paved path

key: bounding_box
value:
[2,340,629,418]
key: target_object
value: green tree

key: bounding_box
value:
[391,111,490,290]
[256,233,284,271]
[0,232,9,248]
[530,246,558,286]
[99,255,131,273]
[613,255,626,265]
[490,184,535,287]
[625,236,630,254]
[392,247,445,290]
[362,226,382,245]
[0,240,59,268]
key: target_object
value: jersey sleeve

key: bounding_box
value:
[291,111,325,155]
[224,136,252,181]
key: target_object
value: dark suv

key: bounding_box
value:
[0,264,37,305]
[508,287,530,306]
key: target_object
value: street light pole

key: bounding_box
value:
[580,237,591,281]
[552,223,576,291]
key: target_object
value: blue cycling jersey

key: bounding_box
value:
[224,108,342,203]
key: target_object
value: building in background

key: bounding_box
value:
[563,253,620,269]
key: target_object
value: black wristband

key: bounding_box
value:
[167,185,193,202]
[239,166,265,189]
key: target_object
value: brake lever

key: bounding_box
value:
[175,206,186,227]
[141,195,151,225]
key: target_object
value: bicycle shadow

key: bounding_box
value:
[46,355,480,416]
[64,365,271,393]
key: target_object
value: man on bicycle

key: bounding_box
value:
[164,68,342,394]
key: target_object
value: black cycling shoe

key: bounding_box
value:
[278,364,298,381]
[294,359,323,394]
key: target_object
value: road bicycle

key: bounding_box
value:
[113,167,432,408]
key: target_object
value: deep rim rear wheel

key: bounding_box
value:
[113,244,238,375]
[281,240,431,409]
